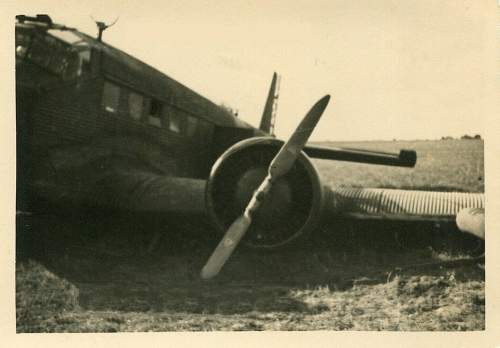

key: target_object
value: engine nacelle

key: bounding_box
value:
[206,137,325,249]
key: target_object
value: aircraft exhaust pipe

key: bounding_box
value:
[33,172,206,214]
[205,137,325,249]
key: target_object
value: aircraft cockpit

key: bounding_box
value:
[15,20,93,86]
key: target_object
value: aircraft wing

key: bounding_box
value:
[301,144,484,238]
[323,186,485,238]
[324,187,484,221]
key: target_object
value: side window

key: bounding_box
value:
[169,112,181,133]
[148,98,162,127]
[186,116,198,137]
[128,92,143,120]
[162,105,170,129]
[102,81,120,113]
[77,50,91,77]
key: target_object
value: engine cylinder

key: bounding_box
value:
[205,137,324,249]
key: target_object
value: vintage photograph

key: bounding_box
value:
[14,1,490,333]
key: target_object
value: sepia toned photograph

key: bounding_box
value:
[11,0,494,335]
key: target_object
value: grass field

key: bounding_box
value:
[16,139,485,332]
[314,139,484,192]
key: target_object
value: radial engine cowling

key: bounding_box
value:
[206,137,325,249]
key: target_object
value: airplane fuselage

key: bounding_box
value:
[16,22,260,212]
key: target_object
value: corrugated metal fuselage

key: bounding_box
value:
[16,25,256,212]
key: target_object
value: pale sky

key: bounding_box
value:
[12,0,498,141]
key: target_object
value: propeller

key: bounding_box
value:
[200,95,331,279]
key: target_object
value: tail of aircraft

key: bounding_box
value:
[259,72,280,135]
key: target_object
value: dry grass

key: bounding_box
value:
[16,139,485,332]
[16,260,80,332]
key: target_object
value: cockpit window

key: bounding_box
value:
[48,29,86,45]
[16,27,91,80]
[26,34,52,68]
[48,29,91,78]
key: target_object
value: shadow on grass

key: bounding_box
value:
[16,212,484,319]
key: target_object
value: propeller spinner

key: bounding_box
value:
[201,95,331,279]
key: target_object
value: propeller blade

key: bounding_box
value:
[201,176,273,280]
[200,214,252,279]
[269,95,330,178]
[201,95,331,279]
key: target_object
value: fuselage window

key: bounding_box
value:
[77,50,91,77]
[128,92,143,120]
[148,98,162,127]
[169,113,181,133]
[102,81,120,113]
[187,116,198,137]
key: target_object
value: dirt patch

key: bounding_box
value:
[16,242,484,332]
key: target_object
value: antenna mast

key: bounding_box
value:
[91,16,119,42]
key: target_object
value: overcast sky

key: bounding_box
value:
[14,0,497,141]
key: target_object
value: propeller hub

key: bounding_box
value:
[234,167,293,230]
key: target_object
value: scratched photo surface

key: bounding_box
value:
[14,0,491,333]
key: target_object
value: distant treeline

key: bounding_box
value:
[441,134,481,140]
